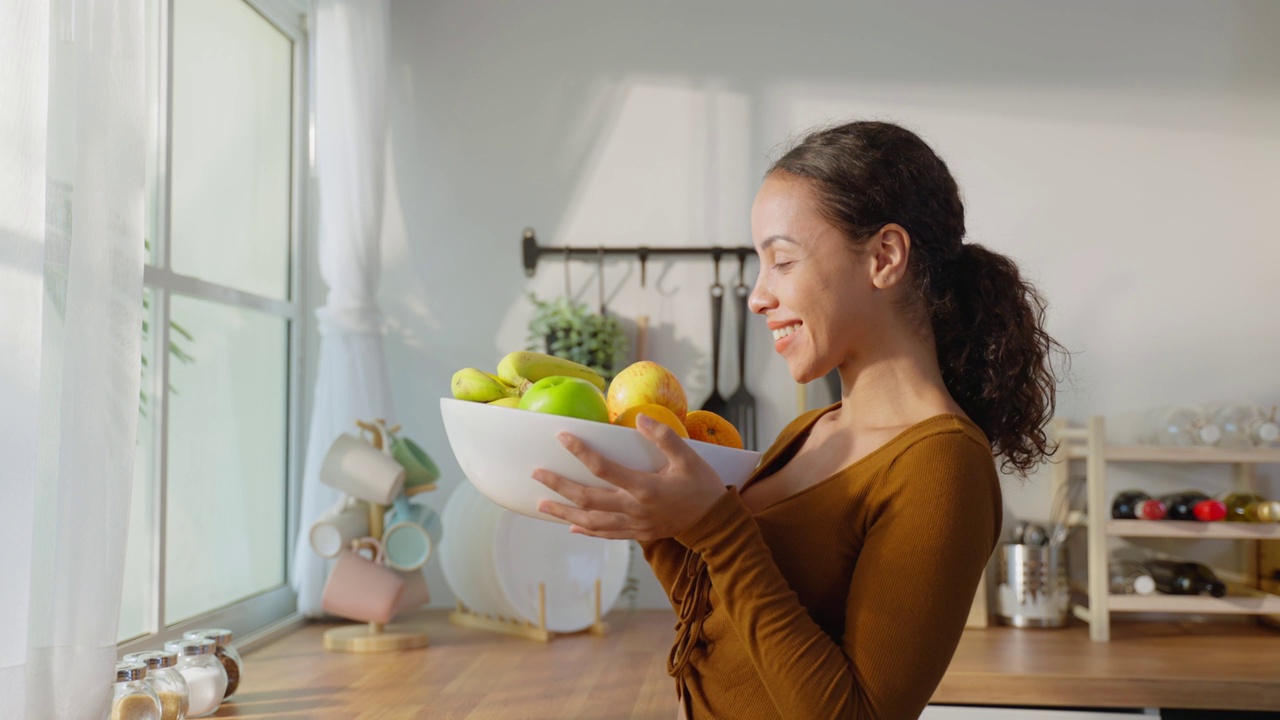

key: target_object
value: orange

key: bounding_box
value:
[683,410,744,449]
[613,403,689,438]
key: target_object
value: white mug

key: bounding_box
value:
[309,496,370,558]
[320,433,406,506]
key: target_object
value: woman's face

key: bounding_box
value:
[748,173,894,384]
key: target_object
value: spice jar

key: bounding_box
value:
[183,628,241,699]
[110,661,161,720]
[163,639,226,718]
[123,650,189,720]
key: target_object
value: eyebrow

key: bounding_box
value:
[759,235,799,251]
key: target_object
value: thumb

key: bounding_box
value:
[636,413,694,459]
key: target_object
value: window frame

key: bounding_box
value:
[118,0,311,655]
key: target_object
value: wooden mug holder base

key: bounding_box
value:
[449,578,608,642]
[323,621,429,653]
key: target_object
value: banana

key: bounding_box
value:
[452,367,518,403]
[488,396,521,408]
[496,351,605,392]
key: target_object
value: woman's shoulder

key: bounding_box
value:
[877,415,1001,498]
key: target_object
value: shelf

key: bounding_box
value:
[1108,520,1280,539]
[1064,444,1280,464]
[1107,593,1280,615]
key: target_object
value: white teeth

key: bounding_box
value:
[772,324,800,341]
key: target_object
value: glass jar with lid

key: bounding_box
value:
[183,627,241,699]
[123,650,189,720]
[110,661,161,720]
[163,639,226,718]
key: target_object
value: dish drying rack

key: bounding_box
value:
[449,578,609,642]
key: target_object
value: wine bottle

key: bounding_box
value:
[1146,559,1227,597]
[1110,490,1166,520]
[1109,560,1156,596]
[1221,492,1280,523]
[1158,491,1227,522]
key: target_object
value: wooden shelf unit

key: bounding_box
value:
[1050,416,1280,641]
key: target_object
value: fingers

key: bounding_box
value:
[556,432,644,490]
[535,498,629,533]
[532,468,631,513]
[634,414,698,466]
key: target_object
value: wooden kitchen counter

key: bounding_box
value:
[213,609,1280,718]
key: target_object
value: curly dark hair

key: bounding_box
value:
[769,120,1068,477]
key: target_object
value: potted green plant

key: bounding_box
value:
[525,293,629,379]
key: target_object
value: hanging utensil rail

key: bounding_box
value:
[521,227,754,287]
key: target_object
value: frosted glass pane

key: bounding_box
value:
[119,288,158,641]
[165,296,288,624]
[170,0,292,299]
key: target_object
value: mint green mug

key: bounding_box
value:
[381,496,442,572]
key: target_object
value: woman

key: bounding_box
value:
[533,121,1064,719]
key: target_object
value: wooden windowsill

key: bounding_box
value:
[212,609,1280,718]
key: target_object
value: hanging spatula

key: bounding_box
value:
[725,253,758,450]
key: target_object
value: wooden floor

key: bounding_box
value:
[212,609,1280,718]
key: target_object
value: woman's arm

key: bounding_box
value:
[675,432,999,720]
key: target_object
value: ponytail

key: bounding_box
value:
[929,243,1064,476]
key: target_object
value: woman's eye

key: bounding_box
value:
[773,261,794,271]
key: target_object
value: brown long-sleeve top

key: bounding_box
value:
[641,405,1002,720]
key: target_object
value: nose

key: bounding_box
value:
[748,273,775,315]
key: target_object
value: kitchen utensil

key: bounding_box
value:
[319,433,406,506]
[997,542,1069,628]
[439,398,761,523]
[381,496,441,571]
[309,495,370,558]
[321,537,406,624]
[701,254,728,414]
[725,253,758,450]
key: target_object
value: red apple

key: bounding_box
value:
[605,361,688,423]
[517,376,610,423]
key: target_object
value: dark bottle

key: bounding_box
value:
[1146,559,1227,597]
[1111,490,1167,520]
[1158,491,1227,522]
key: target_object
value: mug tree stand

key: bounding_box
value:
[323,419,432,654]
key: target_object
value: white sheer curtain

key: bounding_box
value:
[0,0,146,717]
[291,0,394,616]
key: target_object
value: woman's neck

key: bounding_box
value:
[830,336,964,433]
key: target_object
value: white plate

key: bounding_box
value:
[438,483,482,612]
[493,511,630,632]
[440,398,762,523]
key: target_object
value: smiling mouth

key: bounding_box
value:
[772,324,800,341]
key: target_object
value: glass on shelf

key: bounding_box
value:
[1140,406,1221,447]
[1210,403,1280,449]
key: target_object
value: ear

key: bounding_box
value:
[868,223,911,290]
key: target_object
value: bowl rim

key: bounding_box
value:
[439,396,761,459]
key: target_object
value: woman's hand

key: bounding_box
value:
[532,414,728,541]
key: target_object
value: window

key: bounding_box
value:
[119,0,309,651]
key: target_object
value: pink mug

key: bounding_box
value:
[321,538,405,624]
[392,568,432,617]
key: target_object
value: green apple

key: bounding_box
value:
[517,375,610,423]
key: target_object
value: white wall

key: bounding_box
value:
[375,0,1280,609]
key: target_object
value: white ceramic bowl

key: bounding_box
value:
[440,398,762,524]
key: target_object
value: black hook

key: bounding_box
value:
[638,247,649,289]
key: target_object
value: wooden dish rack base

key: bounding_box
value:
[449,578,608,642]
